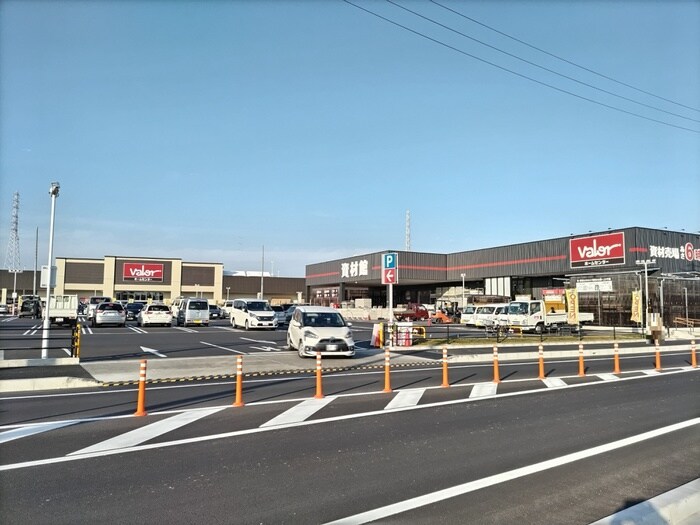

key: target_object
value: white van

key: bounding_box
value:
[474,304,509,327]
[220,300,235,319]
[175,297,210,327]
[229,298,277,330]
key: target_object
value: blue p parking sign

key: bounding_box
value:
[382,253,398,284]
[383,253,397,269]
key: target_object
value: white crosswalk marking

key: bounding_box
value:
[469,383,498,398]
[260,397,336,428]
[68,407,226,455]
[597,373,620,381]
[0,421,77,444]
[542,378,567,388]
[384,389,425,410]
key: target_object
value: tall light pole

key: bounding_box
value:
[460,273,465,309]
[635,259,656,334]
[42,182,60,359]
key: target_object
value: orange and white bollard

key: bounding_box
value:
[655,339,661,371]
[492,345,500,384]
[691,339,697,369]
[314,352,324,399]
[233,355,244,407]
[578,343,585,377]
[441,347,449,388]
[613,342,621,374]
[383,347,392,393]
[134,359,148,417]
[538,344,545,380]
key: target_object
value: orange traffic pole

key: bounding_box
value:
[538,344,545,380]
[655,339,661,371]
[134,359,148,417]
[233,355,245,407]
[613,342,621,374]
[492,345,500,384]
[383,347,392,393]
[578,343,585,377]
[314,352,324,399]
[691,339,697,369]
[441,347,449,388]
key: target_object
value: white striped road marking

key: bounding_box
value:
[469,383,497,398]
[140,346,167,358]
[642,370,660,375]
[129,326,147,334]
[250,346,281,352]
[384,389,425,410]
[597,373,620,381]
[82,325,93,335]
[61,348,71,357]
[324,419,700,525]
[212,326,238,332]
[240,337,277,345]
[542,377,567,388]
[200,341,245,355]
[174,326,198,333]
[69,407,226,456]
[0,421,77,444]
[260,397,336,427]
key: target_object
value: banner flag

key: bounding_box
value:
[565,288,579,325]
[630,291,642,323]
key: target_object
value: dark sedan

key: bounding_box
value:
[125,302,145,321]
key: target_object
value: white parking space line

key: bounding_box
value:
[542,377,567,388]
[200,341,245,354]
[469,383,498,398]
[642,370,660,375]
[69,407,226,456]
[260,397,336,428]
[384,389,425,410]
[174,327,197,333]
[597,373,620,381]
[129,326,147,334]
[0,421,77,444]
[61,348,71,357]
[324,418,700,525]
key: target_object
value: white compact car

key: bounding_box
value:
[287,306,354,358]
[137,303,173,327]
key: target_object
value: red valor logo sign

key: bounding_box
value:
[123,263,164,282]
[570,232,625,268]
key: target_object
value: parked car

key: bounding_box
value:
[125,302,145,321]
[176,298,209,327]
[285,305,298,324]
[209,304,222,320]
[229,298,277,330]
[86,296,111,320]
[137,303,172,327]
[271,305,286,325]
[0,303,9,315]
[19,300,42,319]
[92,302,126,327]
[287,305,354,358]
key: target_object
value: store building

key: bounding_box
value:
[305,227,700,327]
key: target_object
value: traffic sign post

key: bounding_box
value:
[382,253,398,348]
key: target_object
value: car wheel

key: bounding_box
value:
[287,334,294,350]
[91,319,96,328]
[245,320,249,330]
[298,340,306,358]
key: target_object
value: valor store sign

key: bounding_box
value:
[570,232,625,268]
[123,263,164,282]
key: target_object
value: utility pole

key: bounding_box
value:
[4,192,22,315]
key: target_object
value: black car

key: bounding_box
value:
[209,304,222,319]
[125,302,145,321]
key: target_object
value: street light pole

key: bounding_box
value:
[461,273,465,309]
[684,287,689,331]
[635,259,656,334]
[42,182,60,359]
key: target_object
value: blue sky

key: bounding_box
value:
[1,0,698,277]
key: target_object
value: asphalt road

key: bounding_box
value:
[0,370,698,524]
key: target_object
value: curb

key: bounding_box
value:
[0,376,101,393]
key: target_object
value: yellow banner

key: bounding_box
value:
[630,290,642,323]
[565,288,579,325]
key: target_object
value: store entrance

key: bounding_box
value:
[115,291,164,302]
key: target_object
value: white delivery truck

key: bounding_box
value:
[47,294,80,327]
[505,299,594,333]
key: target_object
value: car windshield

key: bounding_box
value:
[508,302,528,315]
[126,303,143,311]
[272,306,283,312]
[100,303,123,311]
[247,302,271,311]
[90,297,110,304]
[149,305,170,312]
[209,305,218,310]
[303,312,345,327]
[188,301,208,310]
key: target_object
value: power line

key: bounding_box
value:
[430,0,700,114]
[342,0,700,134]
[386,0,699,123]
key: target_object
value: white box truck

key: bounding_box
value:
[47,294,79,327]
[505,299,593,333]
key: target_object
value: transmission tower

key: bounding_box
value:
[405,209,411,251]
[4,192,21,272]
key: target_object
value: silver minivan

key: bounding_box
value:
[175,298,210,327]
